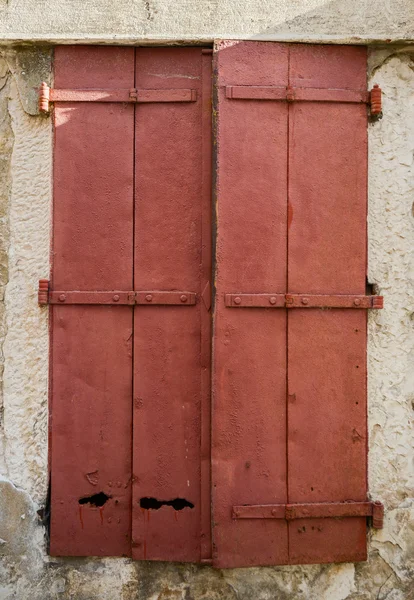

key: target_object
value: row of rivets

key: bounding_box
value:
[232,296,366,307]
[57,293,191,304]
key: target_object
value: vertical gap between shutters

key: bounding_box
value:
[131,47,137,554]
[47,54,57,538]
[200,49,213,562]
[285,45,291,560]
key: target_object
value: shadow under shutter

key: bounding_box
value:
[212,41,380,568]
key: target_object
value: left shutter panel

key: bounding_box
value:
[50,47,135,556]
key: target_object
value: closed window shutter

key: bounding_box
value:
[47,42,380,566]
[212,42,373,567]
[49,47,212,561]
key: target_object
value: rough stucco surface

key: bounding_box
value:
[0,0,413,44]
[0,46,413,599]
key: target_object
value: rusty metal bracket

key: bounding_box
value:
[225,293,383,309]
[225,84,382,117]
[38,82,197,113]
[232,501,384,528]
[38,280,196,306]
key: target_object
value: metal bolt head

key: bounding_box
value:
[145,294,153,302]
[354,298,361,306]
[113,294,120,302]
[180,294,188,302]
[271,508,278,516]
[234,296,241,305]
[269,296,277,305]
[58,294,66,302]
[301,297,309,305]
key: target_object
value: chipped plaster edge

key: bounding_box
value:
[1,34,414,47]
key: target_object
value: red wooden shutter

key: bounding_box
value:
[212,41,380,567]
[49,47,212,561]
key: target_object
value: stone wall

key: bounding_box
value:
[0,41,413,600]
[0,0,414,44]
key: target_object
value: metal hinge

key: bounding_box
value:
[225,84,382,118]
[225,293,383,309]
[369,84,382,118]
[38,82,197,114]
[232,501,384,529]
[38,280,196,306]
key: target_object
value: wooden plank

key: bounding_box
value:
[131,48,210,562]
[50,46,135,556]
[212,41,289,568]
[287,45,368,564]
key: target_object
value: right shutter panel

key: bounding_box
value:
[213,41,371,568]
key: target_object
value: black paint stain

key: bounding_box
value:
[139,497,194,511]
[79,492,110,507]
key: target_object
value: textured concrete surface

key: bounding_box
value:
[0,52,11,477]
[0,45,413,599]
[0,0,413,44]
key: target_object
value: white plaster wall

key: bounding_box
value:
[0,45,413,600]
[367,52,414,596]
[0,0,413,44]
[2,77,50,503]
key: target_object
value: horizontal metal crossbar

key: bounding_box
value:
[225,84,382,116]
[38,281,196,306]
[226,86,369,104]
[38,82,197,113]
[225,293,383,309]
[232,501,384,528]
